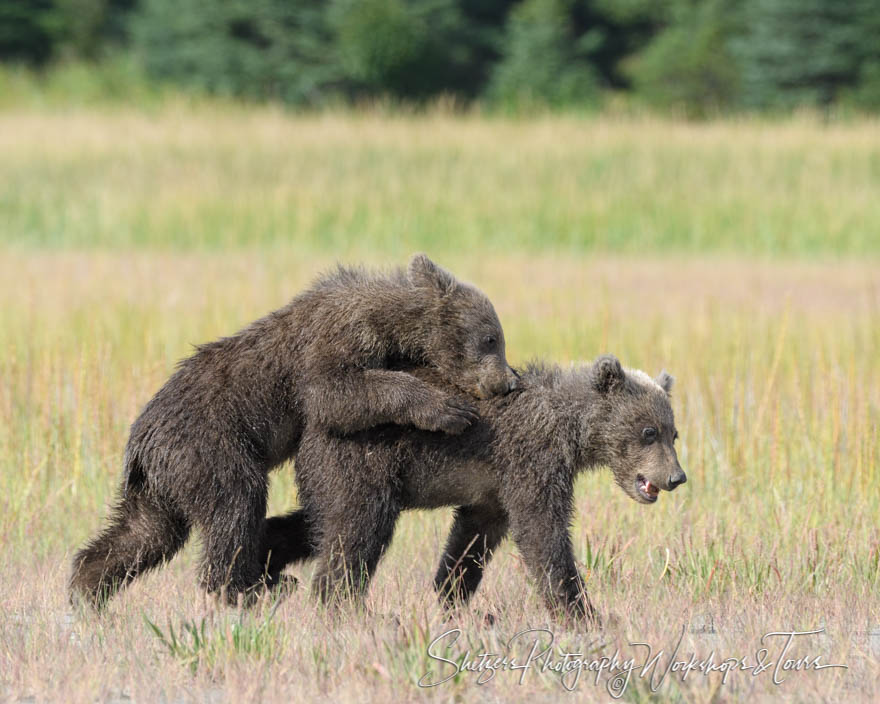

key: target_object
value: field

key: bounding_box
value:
[1,105,879,702]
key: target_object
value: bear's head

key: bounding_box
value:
[588,354,687,504]
[407,254,518,400]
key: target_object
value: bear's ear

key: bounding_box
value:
[592,354,624,394]
[656,370,674,395]
[407,253,457,296]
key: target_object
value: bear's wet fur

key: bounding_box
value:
[70,255,517,609]
[266,355,685,622]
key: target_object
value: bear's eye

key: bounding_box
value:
[673,430,679,442]
[483,335,497,348]
[642,427,658,442]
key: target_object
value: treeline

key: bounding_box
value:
[3,0,880,113]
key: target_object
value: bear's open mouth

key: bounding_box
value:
[636,474,660,503]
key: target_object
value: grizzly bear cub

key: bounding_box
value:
[267,355,686,622]
[71,255,517,608]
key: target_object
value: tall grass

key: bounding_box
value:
[0,108,878,701]
[1,106,879,255]
[1,250,877,701]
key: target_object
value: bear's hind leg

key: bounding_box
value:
[261,509,317,584]
[70,489,190,610]
[197,477,269,606]
[312,493,400,605]
[434,504,508,608]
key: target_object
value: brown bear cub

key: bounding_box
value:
[268,355,686,622]
[70,255,517,609]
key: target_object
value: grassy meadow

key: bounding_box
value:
[1,104,879,702]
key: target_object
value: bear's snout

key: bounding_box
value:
[668,468,687,490]
[477,366,518,398]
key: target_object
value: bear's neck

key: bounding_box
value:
[522,364,613,473]
[362,286,436,361]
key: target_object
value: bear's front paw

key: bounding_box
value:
[417,396,479,434]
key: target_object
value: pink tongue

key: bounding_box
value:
[646,481,659,495]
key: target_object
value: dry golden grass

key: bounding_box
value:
[2,103,880,701]
[1,248,878,702]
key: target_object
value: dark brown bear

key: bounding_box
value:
[70,255,517,609]
[266,355,686,622]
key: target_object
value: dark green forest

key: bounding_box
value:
[2,0,880,113]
